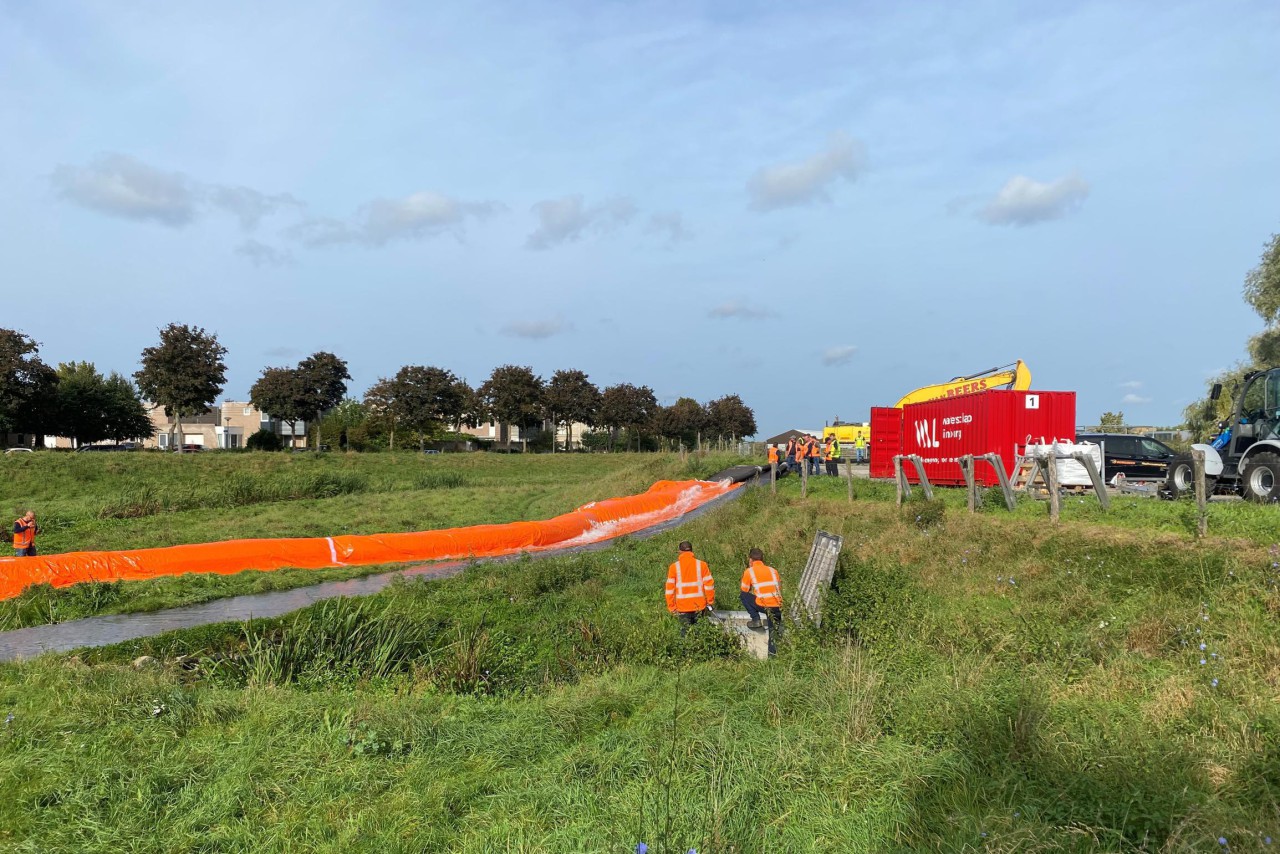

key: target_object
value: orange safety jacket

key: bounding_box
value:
[665,552,715,613]
[823,440,834,460]
[807,440,821,459]
[767,446,780,464]
[13,519,36,550]
[740,560,782,608]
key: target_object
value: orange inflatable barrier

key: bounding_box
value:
[0,479,740,600]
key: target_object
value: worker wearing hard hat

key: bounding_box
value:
[740,548,783,655]
[665,541,715,633]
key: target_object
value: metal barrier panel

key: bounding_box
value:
[791,530,844,626]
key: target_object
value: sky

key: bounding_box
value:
[2,0,1279,437]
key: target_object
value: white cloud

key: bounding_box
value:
[747,132,866,211]
[645,211,691,245]
[1122,393,1152,404]
[526,195,636,250]
[51,154,199,226]
[821,345,858,367]
[501,317,572,339]
[979,173,1090,226]
[51,153,303,232]
[236,239,294,267]
[361,192,502,245]
[211,186,303,230]
[708,300,775,320]
[1118,380,1143,389]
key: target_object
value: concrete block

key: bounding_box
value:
[710,609,770,660]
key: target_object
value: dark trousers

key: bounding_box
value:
[807,456,820,475]
[674,609,702,635]
[825,459,839,476]
[14,546,36,557]
[739,591,782,655]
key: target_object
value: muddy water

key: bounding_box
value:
[0,484,748,661]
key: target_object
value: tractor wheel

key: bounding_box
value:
[1166,454,1217,499]
[1241,451,1280,503]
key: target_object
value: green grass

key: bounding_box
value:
[2,471,1279,851]
[0,451,748,628]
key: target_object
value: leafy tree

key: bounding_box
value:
[654,396,707,448]
[455,379,485,430]
[543,369,601,451]
[295,352,351,451]
[1097,411,1126,431]
[249,367,308,445]
[704,394,757,441]
[479,365,544,447]
[135,324,228,451]
[51,362,154,446]
[1185,231,1280,436]
[103,372,154,442]
[599,383,657,451]
[389,365,464,449]
[363,378,399,449]
[0,328,58,439]
[319,398,367,451]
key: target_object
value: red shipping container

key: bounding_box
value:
[873,390,1076,486]
[869,406,902,479]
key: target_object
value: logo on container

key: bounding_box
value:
[914,419,941,449]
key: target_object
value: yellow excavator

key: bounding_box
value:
[893,360,1032,408]
[822,361,1032,448]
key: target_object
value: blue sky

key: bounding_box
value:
[2,0,1278,436]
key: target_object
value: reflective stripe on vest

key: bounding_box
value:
[13,520,34,550]
[668,556,710,603]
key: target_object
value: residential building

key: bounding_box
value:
[143,401,305,450]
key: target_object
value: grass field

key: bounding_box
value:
[1,455,1279,851]
[0,451,744,628]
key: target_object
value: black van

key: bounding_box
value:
[1076,433,1177,482]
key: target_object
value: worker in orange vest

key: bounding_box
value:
[13,510,39,557]
[740,547,783,655]
[806,435,822,476]
[665,540,715,633]
[767,444,780,467]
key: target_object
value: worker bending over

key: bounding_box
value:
[665,541,715,633]
[740,548,783,656]
[13,510,39,557]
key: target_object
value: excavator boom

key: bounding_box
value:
[892,360,1031,408]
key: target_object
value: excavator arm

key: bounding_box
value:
[892,360,1031,408]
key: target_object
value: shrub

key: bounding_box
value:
[246,428,284,451]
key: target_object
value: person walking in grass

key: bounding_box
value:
[665,540,715,633]
[740,547,783,655]
[13,510,39,557]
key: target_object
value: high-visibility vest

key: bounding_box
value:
[856,435,867,449]
[740,560,782,608]
[806,440,819,459]
[665,553,715,613]
[13,519,35,550]
[830,440,842,459]
[768,446,780,464]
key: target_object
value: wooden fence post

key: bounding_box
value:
[801,455,809,498]
[1045,453,1060,523]
[771,461,777,496]
[845,453,854,503]
[961,455,976,513]
[1193,448,1207,537]
[893,456,905,506]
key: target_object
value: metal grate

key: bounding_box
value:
[791,530,843,626]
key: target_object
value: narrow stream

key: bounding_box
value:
[0,479,753,661]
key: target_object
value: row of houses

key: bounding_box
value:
[7,400,585,451]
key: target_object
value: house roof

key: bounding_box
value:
[765,429,812,445]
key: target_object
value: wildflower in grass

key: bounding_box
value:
[1200,643,1207,650]
[635,845,648,854]
[1201,659,1207,665]
[1219,838,1228,846]
[1212,679,1219,687]
[3,712,11,726]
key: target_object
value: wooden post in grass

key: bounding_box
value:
[845,453,855,503]
[771,460,777,495]
[894,455,910,506]
[1045,453,1061,523]
[801,455,809,498]
[961,455,976,513]
[1075,452,1110,511]
[1193,448,1207,537]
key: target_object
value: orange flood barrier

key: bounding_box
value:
[0,479,740,600]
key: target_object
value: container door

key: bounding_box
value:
[869,407,901,479]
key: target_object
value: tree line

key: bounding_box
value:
[0,324,756,451]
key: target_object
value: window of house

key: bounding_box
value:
[158,434,169,449]
[244,407,253,416]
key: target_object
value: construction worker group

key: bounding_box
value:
[665,540,784,655]
[766,432,864,476]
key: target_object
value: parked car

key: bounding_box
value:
[179,444,205,453]
[3,447,33,455]
[1076,433,1177,482]
[77,444,125,452]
